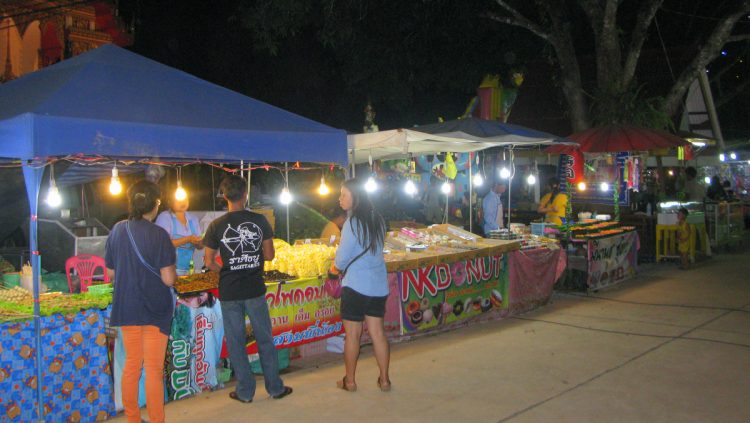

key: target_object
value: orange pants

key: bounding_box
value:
[121,325,168,423]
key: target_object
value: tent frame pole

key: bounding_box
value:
[469,154,473,233]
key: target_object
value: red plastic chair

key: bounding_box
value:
[65,254,109,293]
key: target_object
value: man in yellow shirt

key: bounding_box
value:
[320,208,347,243]
[538,177,568,225]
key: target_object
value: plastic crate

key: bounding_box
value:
[250,348,290,374]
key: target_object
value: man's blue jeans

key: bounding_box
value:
[221,295,284,401]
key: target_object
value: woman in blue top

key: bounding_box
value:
[155,197,203,276]
[105,180,176,423]
[332,178,391,392]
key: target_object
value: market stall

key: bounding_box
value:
[0,44,347,422]
[562,221,640,291]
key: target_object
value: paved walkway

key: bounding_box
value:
[113,249,750,423]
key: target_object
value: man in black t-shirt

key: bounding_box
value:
[204,175,293,403]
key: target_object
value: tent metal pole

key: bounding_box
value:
[469,154,473,233]
[22,163,44,422]
[285,162,290,243]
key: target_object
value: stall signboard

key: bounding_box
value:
[587,231,638,290]
[254,277,343,353]
[165,302,224,401]
[399,254,508,334]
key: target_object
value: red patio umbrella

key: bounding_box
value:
[545,124,690,154]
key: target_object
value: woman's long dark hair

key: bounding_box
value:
[342,178,386,254]
[128,180,161,220]
[548,177,560,199]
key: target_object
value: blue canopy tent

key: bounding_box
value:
[0,44,347,421]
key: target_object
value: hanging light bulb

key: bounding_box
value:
[404,179,417,196]
[174,180,187,201]
[318,176,330,196]
[600,182,610,192]
[473,172,484,187]
[441,181,451,195]
[526,174,536,185]
[47,181,62,207]
[577,181,587,191]
[109,163,122,195]
[499,167,511,179]
[668,170,674,176]
[365,176,378,193]
[730,152,737,160]
[279,186,293,204]
[704,176,712,184]
[719,153,726,162]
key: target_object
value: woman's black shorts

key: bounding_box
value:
[340,287,388,322]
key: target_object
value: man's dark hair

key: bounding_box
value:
[678,207,689,217]
[685,167,697,178]
[220,174,247,202]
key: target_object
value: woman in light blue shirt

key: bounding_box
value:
[332,178,391,392]
[155,197,203,276]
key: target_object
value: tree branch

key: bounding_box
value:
[663,1,750,117]
[727,34,750,43]
[622,0,663,89]
[485,1,550,41]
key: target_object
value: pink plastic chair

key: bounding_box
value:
[65,254,109,293]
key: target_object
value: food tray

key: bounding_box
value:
[174,272,219,294]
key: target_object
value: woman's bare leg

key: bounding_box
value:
[364,315,390,387]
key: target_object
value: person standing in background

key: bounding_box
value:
[682,167,705,202]
[203,175,292,403]
[320,207,347,243]
[482,181,507,234]
[155,197,203,276]
[105,180,176,423]
[538,177,568,225]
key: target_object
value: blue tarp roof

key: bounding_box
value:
[0,44,347,164]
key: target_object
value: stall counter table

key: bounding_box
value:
[0,307,115,423]
[566,230,640,291]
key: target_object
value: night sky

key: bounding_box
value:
[117,0,749,138]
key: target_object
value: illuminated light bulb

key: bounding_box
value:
[692,141,706,147]
[526,174,536,185]
[668,170,674,176]
[109,166,122,195]
[577,181,587,191]
[730,152,737,160]
[600,182,610,192]
[404,179,417,196]
[500,167,511,179]
[747,160,750,165]
[441,181,451,195]
[719,153,726,162]
[318,176,330,196]
[174,180,187,201]
[704,176,711,184]
[365,176,378,193]
[473,172,484,187]
[279,187,293,204]
[47,182,62,207]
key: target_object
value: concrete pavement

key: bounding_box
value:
[113,249,750,423]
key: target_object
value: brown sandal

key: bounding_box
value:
[377,377,392,392]
[336,376,357,392]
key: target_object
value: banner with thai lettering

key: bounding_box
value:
[165,302,224,401]
[399,254,508,334]
[587,231,639,290]
[249,277,342,353]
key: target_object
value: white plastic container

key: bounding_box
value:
[657,213,678,225]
